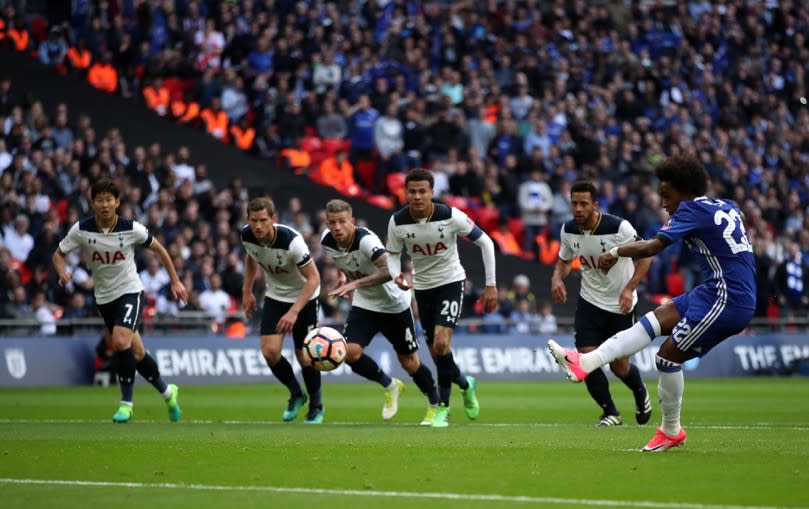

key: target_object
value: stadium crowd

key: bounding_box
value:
[1,0,809,332]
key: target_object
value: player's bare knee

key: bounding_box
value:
[399,353,420,374]
[609,358,630,378]
[345,343,363,364]
[261,345,282,365]
[110,328,134,352]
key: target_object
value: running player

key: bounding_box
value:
[241,197,324,424]
[52,178,187,423]
[552,180,652,427]
[548,155,756,451]
[322,199,441,424]
[386,168,498,428]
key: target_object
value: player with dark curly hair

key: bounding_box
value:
[548,154,756,451]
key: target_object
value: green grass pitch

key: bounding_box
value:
[1,379,807,509]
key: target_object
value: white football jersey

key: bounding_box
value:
[386,203,475,290]
[241,224,320,303]
[58,216,150,305]
[321,226,410,314]
[558,213,641,314]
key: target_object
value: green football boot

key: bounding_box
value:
[431,403,450,428]
[462,376,479,420]
[112,404,133,423]
[165,384,182,422]
[304,405,325,424]
[282,393,308,422]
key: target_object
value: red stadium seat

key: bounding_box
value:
[385,172,406,204]
[356,160,377,190]
[475,207,500,233]
[507,217,525,248]
[366,194,394,210]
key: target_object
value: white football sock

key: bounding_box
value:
[579,312,660,372]
[657,356,684,436]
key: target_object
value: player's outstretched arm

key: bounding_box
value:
[148,238,188,303]
[52,248,72,287]
[330,253,392,298]
[598,237,666,273]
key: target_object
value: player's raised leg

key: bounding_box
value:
[132,332,181,422]
[548,310,663,381]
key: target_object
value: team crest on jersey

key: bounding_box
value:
[599,240,607,253]
[437,227,445,239]
[406,233,416,239]
[4,348,26,379]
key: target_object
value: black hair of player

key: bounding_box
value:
[90,178,120,200]
[570,180,598,201]
[405,168,434,189]
[654,155,708,197]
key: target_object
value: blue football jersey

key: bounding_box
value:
[656,197,756,309]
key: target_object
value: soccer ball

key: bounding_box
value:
[302,326,347,372]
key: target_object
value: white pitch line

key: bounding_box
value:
[0,418,807,431]
[0,478,803,509]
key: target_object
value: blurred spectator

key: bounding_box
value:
[316,99,347,140]
[32,290,57,335]
[509,299,537,335]
[536,301,558,336]
[4,214,34,262]
[508,274,536,314]
[373,102,404,193]
[198,273,231,326]
[490,219,522,257]
[518,171,552,257]
[38,27,68,66]
[345,94,377,162]
[86,53,118,94]
[61,292,89,320]
[317,149,357,196]
[776,242,809,319]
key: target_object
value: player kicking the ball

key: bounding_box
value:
[322,199,441,424]
[548,155,756,451]
[53,178,187,423]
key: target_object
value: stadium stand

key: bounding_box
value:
[2,0,809,331]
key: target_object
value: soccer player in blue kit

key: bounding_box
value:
[548,155,756,451]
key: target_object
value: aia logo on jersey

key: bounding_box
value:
[258,261,288,274]
[411,242,448,256]
[578,255,600,270]
[345,269,365,280]
[92,250,125,264]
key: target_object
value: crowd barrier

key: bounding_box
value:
[2,333,808,387]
